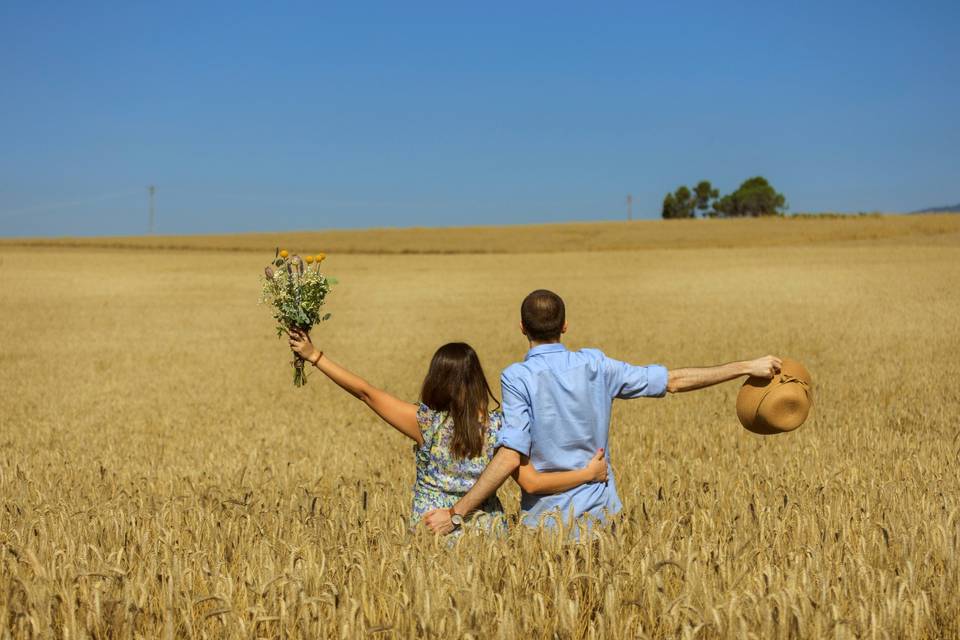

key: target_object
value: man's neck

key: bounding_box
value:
[529,339,563,349]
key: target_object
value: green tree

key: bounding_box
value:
[693,180,719,216]
[662,193,678,219]
[662,181,718,219]
[661,185,696,219]
[712,176,787,217]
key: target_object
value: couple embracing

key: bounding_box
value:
[289,289,781,538]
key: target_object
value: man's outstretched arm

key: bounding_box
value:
[667,355,781,393]
[423,447,521,534]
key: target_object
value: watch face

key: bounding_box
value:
[451,514,464,526]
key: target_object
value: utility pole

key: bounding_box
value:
[626,194,633,221]
[148,185,156,234]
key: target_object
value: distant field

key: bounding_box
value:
[1,215,958,638]
[2,212,959,254]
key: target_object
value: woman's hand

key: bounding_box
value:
[584,448,608,482]
[288,328,320,363]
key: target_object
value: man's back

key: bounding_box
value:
[496,343,668,528]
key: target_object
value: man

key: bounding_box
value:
[424,289,781,536]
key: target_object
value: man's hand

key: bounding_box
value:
[745,355,782,379]
[423,508,455,535]
[288,329,320,362]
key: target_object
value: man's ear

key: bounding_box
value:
[561,322,568,335]
[520,322,528,337]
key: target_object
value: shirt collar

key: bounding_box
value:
[525,343,568,360]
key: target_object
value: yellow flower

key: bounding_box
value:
[279,249,289,258]
[316,253,326,263]
[305,255,315,264]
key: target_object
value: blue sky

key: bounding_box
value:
[1,1,957,237]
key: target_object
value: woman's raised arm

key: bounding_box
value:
[289,330,422,445]
[512,449,607,495]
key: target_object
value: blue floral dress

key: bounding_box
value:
[410,404,506,532]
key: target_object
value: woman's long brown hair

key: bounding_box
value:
[420,342,499,460]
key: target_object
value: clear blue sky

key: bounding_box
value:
[1,1,957,237]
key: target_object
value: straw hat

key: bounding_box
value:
[736,358,813,434]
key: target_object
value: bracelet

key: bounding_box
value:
[310,351,324,366]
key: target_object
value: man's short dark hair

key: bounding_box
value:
[521,290,565,342]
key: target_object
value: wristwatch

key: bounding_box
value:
[448,508,464,529]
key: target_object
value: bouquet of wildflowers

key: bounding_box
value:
[260,248,335,386]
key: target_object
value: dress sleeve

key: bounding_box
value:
[495,373,533,456]
[602,355,669,399]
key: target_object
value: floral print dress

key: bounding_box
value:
[410,404,506,532]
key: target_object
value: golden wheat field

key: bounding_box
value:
[1,215,959,639]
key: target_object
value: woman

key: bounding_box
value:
[288,331,608,532]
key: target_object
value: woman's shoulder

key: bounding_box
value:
[417,403,444,427]
[415,403,445,451]
[488,410,504,428]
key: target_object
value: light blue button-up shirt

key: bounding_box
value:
[496,343,668,529]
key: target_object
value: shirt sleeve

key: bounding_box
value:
[603,356,669,399]
[495,372,533,456]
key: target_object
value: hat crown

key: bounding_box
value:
[736,358,813,434]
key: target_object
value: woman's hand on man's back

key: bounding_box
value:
[585,448,607,483]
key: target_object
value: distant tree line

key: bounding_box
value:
[662,176,787,219]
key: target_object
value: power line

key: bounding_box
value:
[0,190,140,220]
